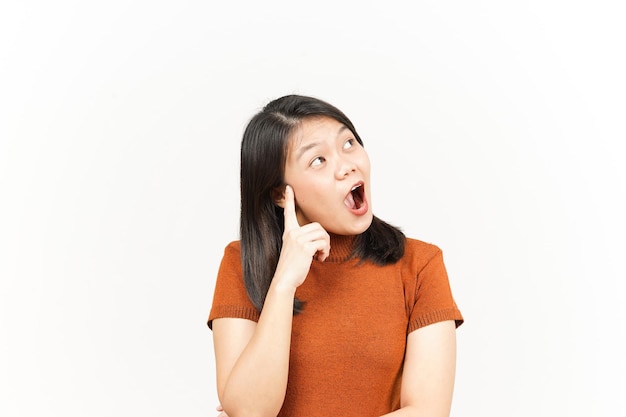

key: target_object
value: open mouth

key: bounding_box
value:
[344,183,365,210]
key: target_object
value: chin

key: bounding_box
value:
[343,213,374,235]
[359,214,375,233]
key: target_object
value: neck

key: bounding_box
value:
[325,233,357,263]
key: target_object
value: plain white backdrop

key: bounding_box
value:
[1,1,625,416]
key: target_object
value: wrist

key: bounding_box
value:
[268,278,298,297]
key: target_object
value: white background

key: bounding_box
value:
[1,1,625,416]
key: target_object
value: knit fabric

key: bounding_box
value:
[208,235,463,416]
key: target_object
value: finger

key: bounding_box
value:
[315,237,331,262]
[283,185,300,230]
[299,224,330,261]
[319,229,331,261]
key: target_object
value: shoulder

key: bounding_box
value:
[401,237,444,271]
[404,237,442,259]
[218,240,242,269]
[224,240,241,253]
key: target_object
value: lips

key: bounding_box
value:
[344,182,368,215]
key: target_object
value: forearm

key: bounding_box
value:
[381,322,457,417]
[380,405,451,417]
[219,280,296,417]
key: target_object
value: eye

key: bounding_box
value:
[310,156,325,167]
[343,138,355,150]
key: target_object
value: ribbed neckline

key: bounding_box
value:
[324,233,357,263]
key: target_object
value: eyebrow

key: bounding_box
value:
[295,125,349,161]
[295,141,320,161]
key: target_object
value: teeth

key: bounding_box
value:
[351,184,362,191]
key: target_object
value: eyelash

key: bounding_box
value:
[310,156,325,167]
[309,139,356,167]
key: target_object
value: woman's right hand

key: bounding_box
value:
[273,185,330,290]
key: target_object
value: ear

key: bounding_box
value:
[271,185,286,208]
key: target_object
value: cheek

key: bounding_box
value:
[293,194,323,226]
[292,183,329,218]
[360,151,371,173]
[289,174,326,198]
[293,185,322,209]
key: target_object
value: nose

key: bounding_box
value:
[335,157,356,180]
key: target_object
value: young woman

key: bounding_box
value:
[208,95,464,417]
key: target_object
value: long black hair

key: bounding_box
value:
[240,95,405,313]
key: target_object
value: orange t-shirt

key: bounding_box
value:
[208,235,463,416]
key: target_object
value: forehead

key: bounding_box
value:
[288,116,346,149]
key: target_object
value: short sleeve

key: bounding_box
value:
[207,241,260,329]
[407,248,464,333]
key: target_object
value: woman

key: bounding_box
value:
[208,95,463,417]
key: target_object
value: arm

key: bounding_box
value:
[381,320,458,417]
[212,185,330,417]
[212,279,296,417]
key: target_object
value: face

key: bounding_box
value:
[280,116,373,235]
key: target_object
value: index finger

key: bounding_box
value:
[283,185,300,230]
